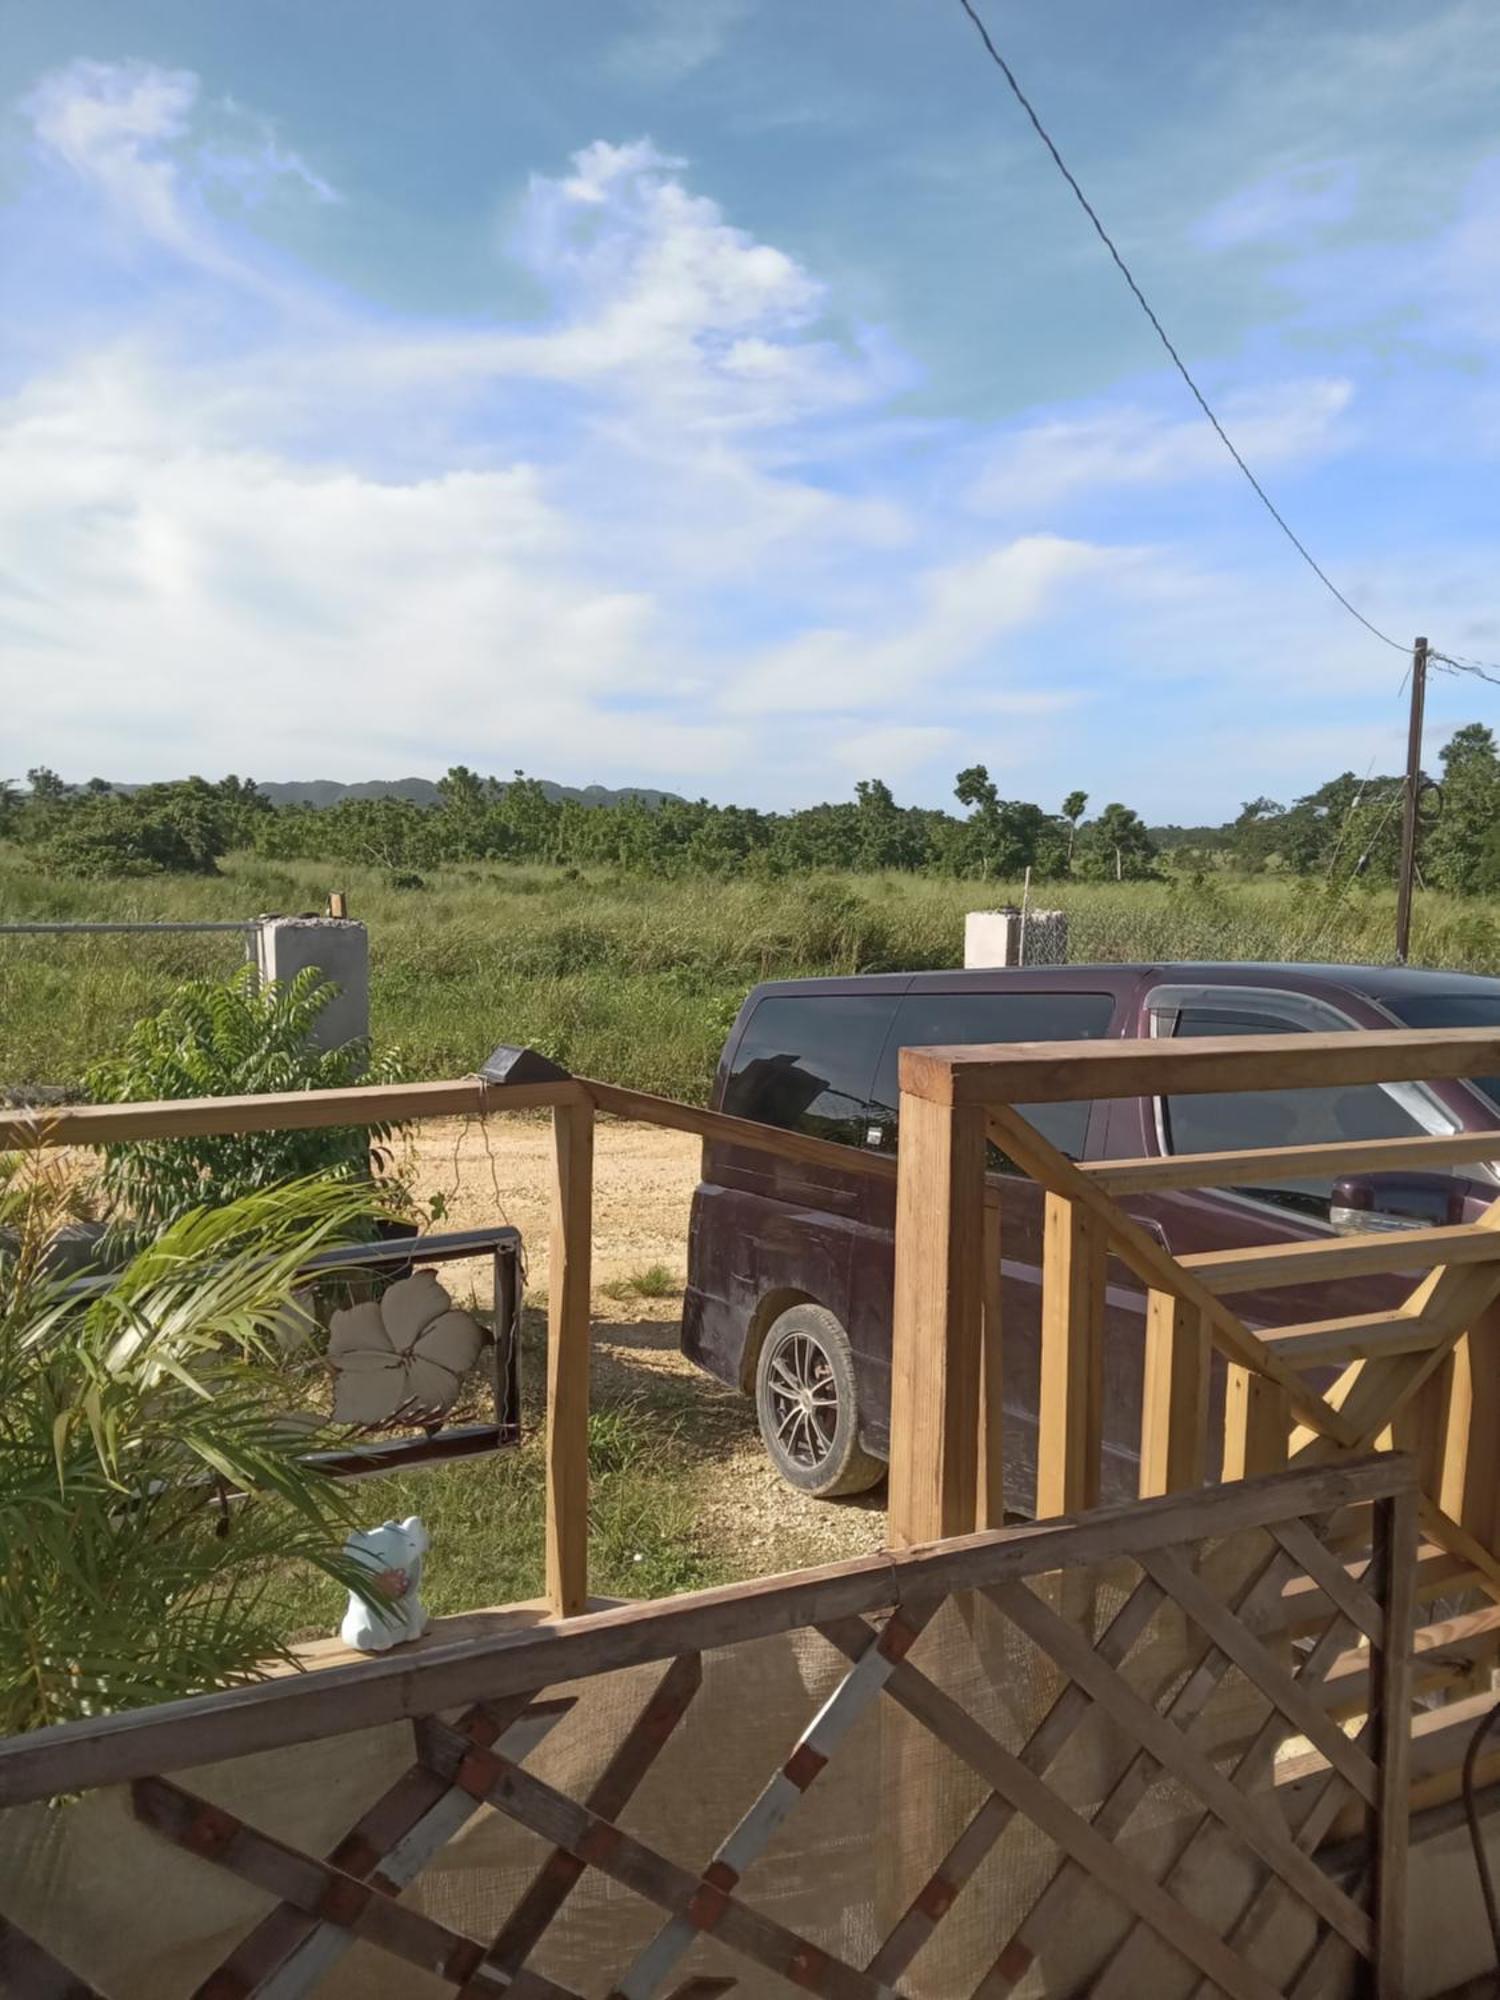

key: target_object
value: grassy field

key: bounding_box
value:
[10,846,1500,1641]
[262,1324,728,1639]
[7,846,1500,1100]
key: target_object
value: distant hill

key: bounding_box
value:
[1148,823,1234,852]
[256,779,685,811]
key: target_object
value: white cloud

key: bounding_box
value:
[6,52,1496,820]
[0,360,744,782]
[726,536,1111,716]
[0,74,920,791]
[967,379,1354,514]
[20,59,337,299]
[832,724,960,777]
[609,0,751,84]
[1195,162,1358,251]
[24,59,199,250]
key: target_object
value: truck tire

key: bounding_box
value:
[754,1303,885,1499]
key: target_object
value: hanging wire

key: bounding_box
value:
[953,0,1416,660]
[1431,649,1500,687]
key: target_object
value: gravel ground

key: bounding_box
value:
[400,1115,890,1576]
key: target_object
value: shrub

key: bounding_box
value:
[0,1167,381,1730]
[85,965,408,1232]
[31,784,236,879]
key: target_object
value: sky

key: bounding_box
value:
[2,0,1499,820]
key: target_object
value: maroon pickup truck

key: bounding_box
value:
[680,962,1500,1510]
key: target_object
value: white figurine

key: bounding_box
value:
[339,1515,431,1653]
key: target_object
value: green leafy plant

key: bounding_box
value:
[602,1264,679,1302]
[0,1166,382,1732]
[85,965,408,1233]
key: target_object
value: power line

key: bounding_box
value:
[953,0,1410,657]
[1431,648,1500,687]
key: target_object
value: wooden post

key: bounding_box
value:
[888,1089,988,1546]
[977,1195,1005,1529]
[1222,1365,1289,1481]
[1036,1193,1107,1518]
[1138,1290,1208,1497]
[1434,1308,1500,1556]
[545,1096,594,1615]
[1370,1484,1417,2000]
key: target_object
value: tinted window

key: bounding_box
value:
[1384,991,1500,1115]
[723,994,897,1144]
[1164,1008,1427,1214]
[870,990,1115,1164]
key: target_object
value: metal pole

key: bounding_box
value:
[1395,635,1429,965]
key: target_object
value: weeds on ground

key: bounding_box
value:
[602,1263,680,1302]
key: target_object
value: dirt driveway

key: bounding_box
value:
[400,1116,888,1573]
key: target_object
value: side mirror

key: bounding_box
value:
[1329,1171,1465,1236]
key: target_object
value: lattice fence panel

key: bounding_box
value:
[0,1464,1412,1999]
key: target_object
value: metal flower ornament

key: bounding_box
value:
[327,1270,485,1427]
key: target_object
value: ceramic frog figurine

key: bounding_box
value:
[339,1514,430,1653]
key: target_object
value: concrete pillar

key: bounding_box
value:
[964,907,1069,969]
[255,917,369,1050]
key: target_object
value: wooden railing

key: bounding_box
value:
[9,1031,1500,1988]
[0,1457,1417,1998]
[9,1023,1500,1622]
[0,1067,911,1619]
[887,1025,1500,1545]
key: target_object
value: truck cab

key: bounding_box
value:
[681,962,1500,1509]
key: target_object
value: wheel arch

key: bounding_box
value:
[738,1286,821,1394]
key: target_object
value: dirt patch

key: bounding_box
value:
[402,1115,889,1575]
[398,1114,700,1297]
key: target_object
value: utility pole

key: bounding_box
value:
[1394,635,1429,964]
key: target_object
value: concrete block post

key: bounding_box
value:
[255,917,370,1051]
[964,907,1069,969]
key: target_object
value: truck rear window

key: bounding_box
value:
[870,990,1115,1159]
[722,994,897,1145]
[1383,991,1500,1115]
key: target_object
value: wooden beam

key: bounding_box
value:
[0,1917,104,1999]
[1274,1540,1482,1640]
[0,1459,1411,1810]
[1434,1304,1500,1553]
[985,1103,1355,1446]
[0,1075,580,1149]
[1183,1222,1500,1295]
[1222,1366,1289,1480]
[1371,1488,1417,2000]
[545,1095,593,1616]
[1036,1194,1106,1517]
[900,1024,1500,1108]
[1290,1258,1500,1465]
[1276,1686,1500,1842]
[994,1579,1375,1958]
[1141,1545,1379,1807]
[1085,1127,1500,1196]
[1184,1216,1500,1296]
[1260,1310,1437,1366]
[977,1196,1005,1529]
[1139,1290,1209,1496]
[1321,1604,1500,1718]
[887,1091,988,1545]
[585,1077,901,1187]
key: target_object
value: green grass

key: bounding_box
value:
[6,845,1500,1101]
[262,1398,722,1641]
[602,1264,681,1302]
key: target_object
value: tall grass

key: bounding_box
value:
[5,846,1500,1101]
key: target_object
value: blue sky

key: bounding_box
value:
[2,0,1499,818]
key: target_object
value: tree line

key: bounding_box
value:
[6,719,1500,890]
[3,765,1158,882]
